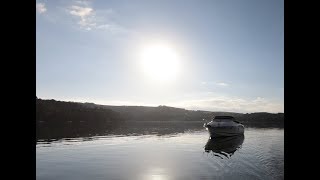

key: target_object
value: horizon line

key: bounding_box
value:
[36,97,284,114]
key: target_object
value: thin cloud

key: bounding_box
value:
[201,81,229,87]
[36,3,47,14]
[70,6,93,17]
[56,97,158,107]
[67,1,126,33]
[170,96,283,113]
[216,82,229,87]
[74,0,91,6]
[69,5,95,30]
[96,23,128,34]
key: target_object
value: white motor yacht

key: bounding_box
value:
[204,116,244,137]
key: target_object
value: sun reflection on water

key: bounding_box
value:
[150,174,167,180]
[144,167,169,180]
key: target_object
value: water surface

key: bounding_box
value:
[36,128,283,180]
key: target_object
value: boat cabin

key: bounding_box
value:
[213,116,241,123]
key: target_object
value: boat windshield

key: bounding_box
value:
[214,116,241,123]
[214,116,234,119]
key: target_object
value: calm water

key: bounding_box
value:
[36,128,284,180]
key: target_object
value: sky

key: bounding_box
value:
[36,0,284,113]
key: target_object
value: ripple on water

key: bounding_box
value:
[37,128,283,180]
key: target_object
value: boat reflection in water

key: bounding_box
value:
[204,134,244,159]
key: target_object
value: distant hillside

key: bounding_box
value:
[237,112,284,128]
[36,99,124,139]
[36,98,284,139]
[102,105,214,121]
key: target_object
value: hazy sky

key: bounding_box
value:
[36,0,284,113]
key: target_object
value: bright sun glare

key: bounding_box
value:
[140,43,180,82]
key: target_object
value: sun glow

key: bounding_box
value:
[140,43,180,82]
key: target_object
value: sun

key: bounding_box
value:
[140,43,180,82]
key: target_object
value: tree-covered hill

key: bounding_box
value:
[36,98,283,139]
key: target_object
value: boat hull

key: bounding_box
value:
[207,125,244,137]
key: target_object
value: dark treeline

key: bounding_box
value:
[237,112,284,128]
[36,99,124,139]
[36,98,284,140]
